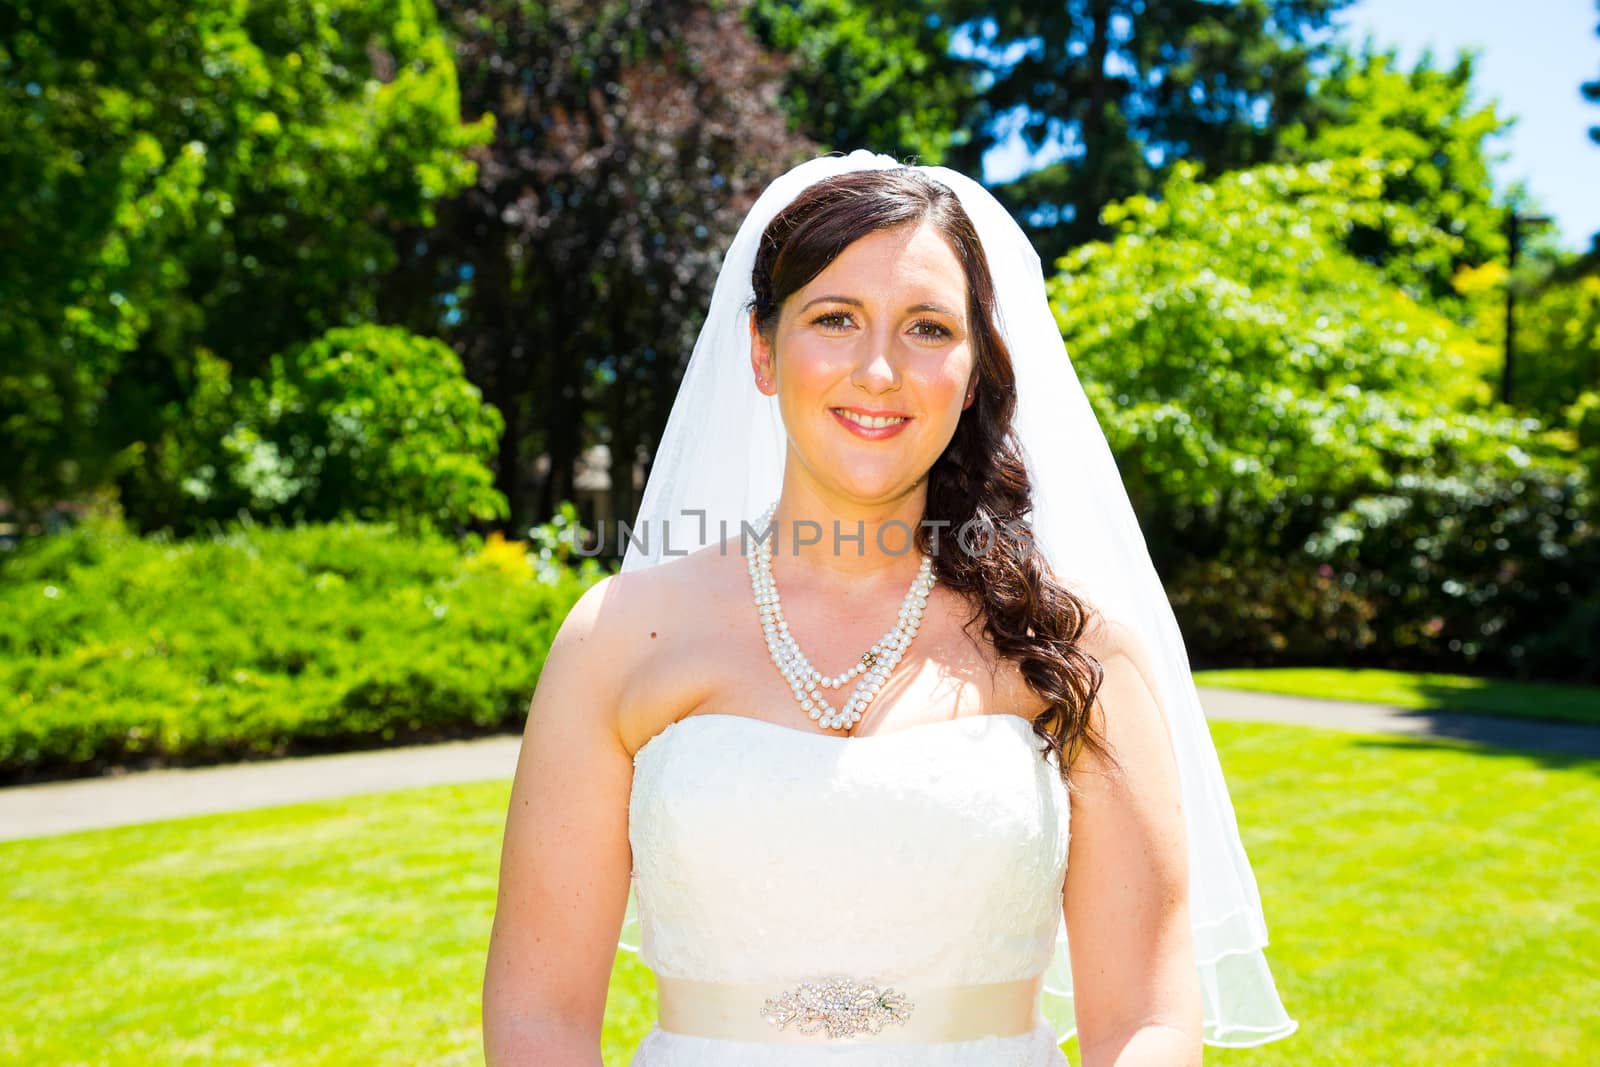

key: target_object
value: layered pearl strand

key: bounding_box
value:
[748,500,936,732]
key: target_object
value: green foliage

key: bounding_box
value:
[123,325,508,535]
[1055,157,1599,678]
[0,0,490,524]
[943,0,1354,262]
[1572,388,1600,472]
[1278,44,1512,305]
[0,514,602,781]
[1510,276,1600,425]
[746,0,978,164]
[526,501,607,585]
[1583,1,1600,147]
[1300,444,1599,679]
[1055,157,1497,553]
[415,0,809,529]
[1170,549,1380,666]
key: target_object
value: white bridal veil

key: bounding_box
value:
[613,149,1298,1047]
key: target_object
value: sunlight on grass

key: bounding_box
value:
[1202,724,1599,1065]
[1194,667,1600,725]
[3,723,1595,1064]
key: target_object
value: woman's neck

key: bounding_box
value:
[763,488,932,591]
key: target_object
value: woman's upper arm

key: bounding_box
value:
[482,573,636,1061]
[1062,616,1203,1063]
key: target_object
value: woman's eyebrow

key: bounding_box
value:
[799,294,961,318]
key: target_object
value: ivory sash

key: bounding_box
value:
[656,973,1045,1044]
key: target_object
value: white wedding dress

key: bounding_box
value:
[623,710,1073,1065]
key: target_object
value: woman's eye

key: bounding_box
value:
[811,313,951,339]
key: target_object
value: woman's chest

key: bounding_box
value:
[618,579,1048,753]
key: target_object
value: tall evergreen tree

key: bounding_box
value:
[941,0,1353,264]
[1583,0,1600,146]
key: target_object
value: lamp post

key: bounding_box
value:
[1503,211,1552,404]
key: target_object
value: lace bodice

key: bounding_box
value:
[620,712,1074,1065]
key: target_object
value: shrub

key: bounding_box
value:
[0,512,602,782]
[1054,157,1598,678]
[132,324,508,536]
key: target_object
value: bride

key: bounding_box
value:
[482,151,1297,1065]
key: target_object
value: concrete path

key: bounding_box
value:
[1197,686,1600,759]
[0,735,523,843]
[3,689,1595,843]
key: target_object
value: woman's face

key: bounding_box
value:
[750,221,978,508]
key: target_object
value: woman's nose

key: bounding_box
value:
[850,332,902,392]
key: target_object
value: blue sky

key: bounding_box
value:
[1342,0,1600,252]
[979,1,1600,252]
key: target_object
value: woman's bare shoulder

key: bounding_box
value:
[1076,610,1156,675]
[545,545,741,738]
[567,543,733,639]
[549,557,688,680]
[1061,601,1173,768]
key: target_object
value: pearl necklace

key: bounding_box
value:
[748,501,936,732]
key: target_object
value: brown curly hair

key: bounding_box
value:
[749,165,1111,784]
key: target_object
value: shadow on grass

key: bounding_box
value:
[1409,676,1600,725]
[1349,731,1600,777]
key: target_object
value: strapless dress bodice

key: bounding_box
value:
[623,711,1073,1066]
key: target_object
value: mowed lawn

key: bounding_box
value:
[1194,667,1600,726]
[2,722,1595,1065]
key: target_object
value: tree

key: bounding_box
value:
[1052,157,1597,676]
[1485,272,1600,426]
[1053,156,1498,563]
[1583,0,1600,145]
[388,0,810,534]
[746,0,980,165]
[1572,0,1600,272]
[141,327,507,535]
[0,0,489,533]
[1277,43,1512,307]
[938,0,1354,264]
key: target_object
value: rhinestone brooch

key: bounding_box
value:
[758,975,915,1039]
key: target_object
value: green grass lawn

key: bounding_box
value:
[1194,666,1600,726]
[3,722,1595,1065]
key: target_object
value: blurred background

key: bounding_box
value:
[2,1,1597,1064]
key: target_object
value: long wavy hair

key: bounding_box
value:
[748,166,1111,784]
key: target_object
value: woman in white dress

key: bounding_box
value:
[482,152,1297,1066]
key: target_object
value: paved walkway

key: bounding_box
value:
[3,689,1595,843]
[0,735,523,843]
[1197,686,1600,758]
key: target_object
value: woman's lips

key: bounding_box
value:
[830,406,912,439]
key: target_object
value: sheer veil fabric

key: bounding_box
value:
[614,149,1298,1048]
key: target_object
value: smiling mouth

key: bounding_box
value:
[831,407,911,429]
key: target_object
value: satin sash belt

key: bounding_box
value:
[656,973,1044,1044]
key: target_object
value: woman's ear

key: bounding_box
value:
[750,309,777,395]
[961,365,978,410]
